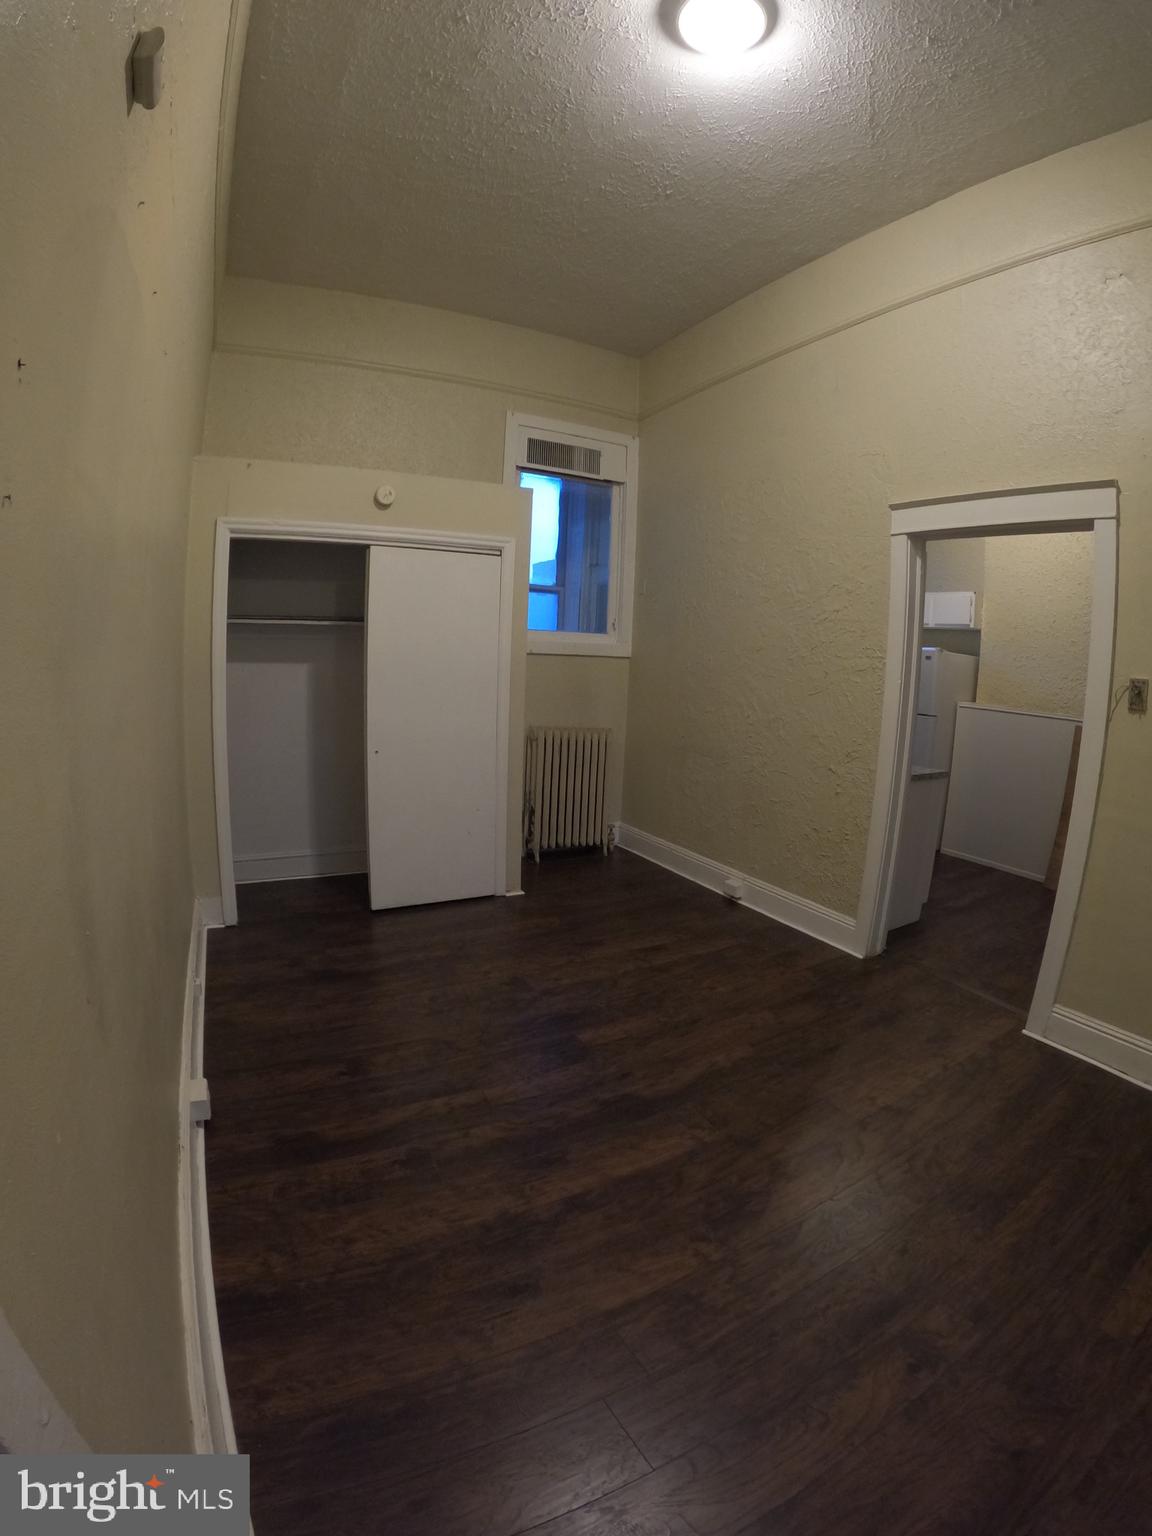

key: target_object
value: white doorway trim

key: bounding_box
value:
[211,519,517,926]
[855,482,1118,1042]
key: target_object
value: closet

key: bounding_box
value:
[223,535,505,918]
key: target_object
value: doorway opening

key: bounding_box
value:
[886,527,1093,1011]
[856,483,1118,1043]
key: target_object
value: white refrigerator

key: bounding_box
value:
[913,648,979,773]
[888,648,979,930]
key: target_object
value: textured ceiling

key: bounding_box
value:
[228,0,1152,355]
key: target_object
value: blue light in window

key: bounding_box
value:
[527,590,559,631]
[521,472,561,586]
[520,467,613,635]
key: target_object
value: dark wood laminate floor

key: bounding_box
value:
[205,852,1152,1536]
[886,853,1057,1014]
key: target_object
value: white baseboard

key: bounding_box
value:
[1026,1004,1152,1093]
[614,824,865,957]
[940,846,1045,882]
[179,898,237,1454]
[234,847,367,884]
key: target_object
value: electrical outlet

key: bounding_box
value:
[1129,678,1149,715]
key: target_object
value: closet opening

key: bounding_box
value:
[857,483,1118,1044]
[212,523,515,926]
[226,537,369,894]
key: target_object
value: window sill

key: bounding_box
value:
[528,635,632,659]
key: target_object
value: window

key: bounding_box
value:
[522,471,614,635]
[505,413,638,657]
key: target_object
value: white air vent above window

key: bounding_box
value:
[525,436,603,478]
[509,415,631,485]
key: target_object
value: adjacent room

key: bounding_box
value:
[887,529,1095,1011]
[5,2,1152,1534]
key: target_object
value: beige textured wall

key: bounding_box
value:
[925,538,987,605]
[924,534,1094,712]
[629,121,1152,1036]
[203,278,639,821]
[978,534,1094,717]
[0,0,235,1447]
[186,458,531,899]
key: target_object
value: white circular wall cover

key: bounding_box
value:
[373,485,396,509]
[677,0,769,55]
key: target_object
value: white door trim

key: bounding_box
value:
[890,481,1118,536]
[211,519,516,926]
[855,482,1118,1043]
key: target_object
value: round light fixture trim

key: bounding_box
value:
[677,0,769,55]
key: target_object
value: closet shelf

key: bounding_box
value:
[228,617,364,626]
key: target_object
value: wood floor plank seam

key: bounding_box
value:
[901,958,1032,1020]
[602,1398,655,1473]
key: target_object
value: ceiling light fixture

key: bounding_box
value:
[677,0,769,56]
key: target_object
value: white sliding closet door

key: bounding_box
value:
[365,545,502,909]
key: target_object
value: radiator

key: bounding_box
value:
[524,727,611,860]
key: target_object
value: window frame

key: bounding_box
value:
[504,412,638,658]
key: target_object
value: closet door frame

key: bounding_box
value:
[212,519,516,926]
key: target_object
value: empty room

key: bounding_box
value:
[4,2,1152,1534]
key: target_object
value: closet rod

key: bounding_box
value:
[227,617,364,626]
